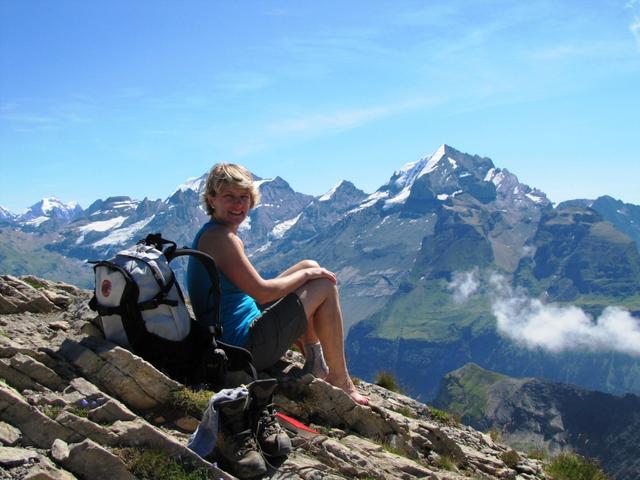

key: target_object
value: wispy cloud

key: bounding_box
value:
[232,96,439,157]
[489,273,640,357]
[448,268,480,303]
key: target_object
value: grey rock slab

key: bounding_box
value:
[23,464,78,480]
[0,358,45,392]
[87,399,136,424]
[58,339,158,410]
[0,445,39,466]
[10,352,66,391]
[55,411,119,446]
[52,438,136,480]
[0,383,77,448]
[0,420,22,446]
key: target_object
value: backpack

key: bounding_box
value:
[88,233,255,389]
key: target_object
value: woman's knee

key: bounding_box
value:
[300,259,320,269]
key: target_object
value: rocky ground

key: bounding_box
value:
[0,274,547,479]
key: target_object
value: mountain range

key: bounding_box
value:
[2,143,639,404]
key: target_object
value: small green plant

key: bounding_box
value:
[118,448,212,480]
[546,452,607,480]
[527,448,546,461]
[429,407,459,426]
[374,370,402,393]
[381,441,406,457]
[22,277,46,290]
[67,405,90,418]
[434,454,457,471]
[351,376,362,386]
[396,406,416,419]
[41,405,63,420]
[501,449,520,469]
[488,428,502,442]
[170,388,214,417]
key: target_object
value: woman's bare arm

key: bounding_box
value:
[198,228,335,304]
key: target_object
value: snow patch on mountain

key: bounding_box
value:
[176,175,206,194]
[417,144,448,178]
[77,216,128,233]
[0,206,15,220]
[24,216,50,227]
[319,181,347,202]
[92,216,155,247]
[385,186,411,207]
[239,215,252,232]
[271,213,302,239]
[349,190,390,214]
[526,192,546,204]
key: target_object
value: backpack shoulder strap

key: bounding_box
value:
[169,247,224,339]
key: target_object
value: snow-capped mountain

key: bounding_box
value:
[2,143,640,404]
[17,197,84,228]
[0,206,16,222]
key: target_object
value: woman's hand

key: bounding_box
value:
[305,267,337,284]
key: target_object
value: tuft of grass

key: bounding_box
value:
[429,407,459,426]
[501,450,520,469]
[118,448,213,480]
[170,388,214,417]
[396,406,416,419]
[22,277,47,290]
[41,405,63,420]
[546,452,607,480]
[374,370,402,393]
[488,428,502,442]
[67,405,90,418]
[381,442,406,458]
[351,376,362,386]
[434,454,457,471]
[527,448,547,461]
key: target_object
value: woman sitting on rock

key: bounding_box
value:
[187,163,368,405]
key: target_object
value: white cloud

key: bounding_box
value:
[489,273,640,357]
[448,269,480,303]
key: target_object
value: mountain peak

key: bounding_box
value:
[19,197,83,224]
[0,205,16,219]
[318,180,361,202]
[175,174,207,194]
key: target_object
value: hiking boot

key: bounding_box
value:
[215,396,267,478]
[249,379,292,457]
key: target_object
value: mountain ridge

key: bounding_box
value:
[2,144,639,403]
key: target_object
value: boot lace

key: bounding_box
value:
[233,429,258,457]
[257,404,281,437]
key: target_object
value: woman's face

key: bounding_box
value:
[208,185,252,227]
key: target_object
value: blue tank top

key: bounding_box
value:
[186,220,261,347]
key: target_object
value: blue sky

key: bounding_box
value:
[1,0,639,213]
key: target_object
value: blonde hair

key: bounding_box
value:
[202,163,260,216]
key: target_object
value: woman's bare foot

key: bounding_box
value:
[325,374,369,406]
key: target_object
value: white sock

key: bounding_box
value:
[302,341,329,379]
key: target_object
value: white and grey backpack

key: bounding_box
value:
[89,233,255,388]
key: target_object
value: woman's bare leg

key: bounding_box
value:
[277,260,320,345]
[296,279,368,405]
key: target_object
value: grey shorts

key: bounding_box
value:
[243,292,308,371]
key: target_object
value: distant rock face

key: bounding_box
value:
[0,275,547,480]
[433,363,640,480]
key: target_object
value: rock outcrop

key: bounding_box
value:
[0,275,547,479]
